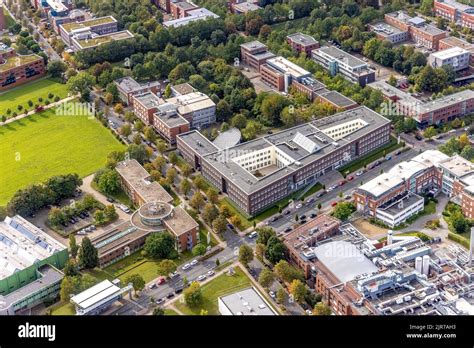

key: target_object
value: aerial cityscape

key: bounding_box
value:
[2,0,474,320]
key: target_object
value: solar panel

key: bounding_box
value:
[292,132,319,153]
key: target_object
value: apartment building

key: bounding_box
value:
[178,106,391,216]
[312,46,375,86]
[240,41,276,70]
[439,36,474,65]
[434,0,474,30]
[385,11,448,50]
[286,33,320,56]
[369,22,410,44]
[259,56,312,92]
[115,77,161,106]
[428,47,470,71]
[438,155,474,197]
[462,185,474,219]
[0,44,46,92]
[59,16,118,46]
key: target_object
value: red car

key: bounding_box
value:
[347,175,354,181]
[339,180,346,186]
[331,202,338,207]
[157,277,166,285]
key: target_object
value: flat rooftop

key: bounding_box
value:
[213,128,241,150]
[171,83,195,96]
[240,40,267,51]
[133,92,162,109]
[73,30,134,49]
[287,32,318,46]
[155,106,189,128]
[167,92,215,114]
[177,130,220,155]
[61,16,116,33]
[315,46,367,69]
[437,0,474,11]
[0,216,66,280]
[115,159,173,204]
[439,36,474,53]
[174,1,198,10]
[219,287,277,315]
[358,172,405,199]
[70,279,121,310]
[371,22,407,35]
[0,54,42,72]
[0,265,63,311]
[368,80,419,105]
[318,90,357,108]
[419,90,474,114]
[163,207,199,236]
[185,106,390,194]
[163,8,219,28]
[313,240,378,283]
[431,47,470,59]
[379,193,424,216]
[295,76,326,92]
[233,1,261,12]
[266,56,311,78]
[439,155,474,178]
[386,11,446,35]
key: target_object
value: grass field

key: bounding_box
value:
[0,109,125,205]
[174,266,252,315]
[0,78,69,118]
[51,302,75,316]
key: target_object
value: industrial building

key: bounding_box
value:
[218,287,278,315]
[177,106,391,216]
[311,46,375,86]
[0,215,67,315]
[428,47,470,71]
[70,279,131,315]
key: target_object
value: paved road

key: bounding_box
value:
[265,147,418,234]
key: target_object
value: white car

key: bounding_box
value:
[207,270,215,277]
[248,231,258,239]
[295,203,302,209]
[356,170,364,176]
[169,271,179,278]
[269,291,276,298]
[190,259,198,266]
[306,309,313,316]
[197,275,206,281]
[182,263,191,271]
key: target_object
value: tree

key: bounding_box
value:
[206,187,219,204]
[255,243,266,261]
[332,202,356,221]
[144,126,157,142]
[180,179,192,196]
[212,214,227,234]
[181,163,192,177]
[274,260,304,283]
[144,233,177,259]
[166,167,177,185]
[451,211,469,234]
[276,288,286,304]
[47,60,67,78]
[119,123,132,137]
[190,191,205,211]
[168,151,179,165]
[387,75,397,87]
[78,237,98,269]
[265,235,287,264]
[184,281,202,306]
[97,169,121,195]
[258,268,274,288]
[63,259,79,277]
[424,126,437,140]
[157,259,177,277]
[238,244,254,267]
[103,205,118,221]
[124,273,145,295]
[48,207,66,226]
[156,140,167,155]
[69,234,79,259]
[256,227,276,245]
[202,203,219,225]
[66,72,95,101]
[153,307,165,315]
[94,210,106,225]
[313,302,332,315]
[289,279,306,303]
[192,243,207,256]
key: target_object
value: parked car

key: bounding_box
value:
[295,203,302,209]
[227,223,234,230]
[331,202,338,207]
[284,210,291,215]
[157,277,166,285]
[170,271,179,279]
[310,213,317,218]
[355,170,364,176]
[300,214,306,220]
[415,134,423,141]
[174,287,183,294]
[269,291,276,298]
[207,270,215,277]
[155,298,165,305]
[106,197,115,203]
[338,180,346,186]
[347,175,354,181]
[197,275,206,281]
[248,231,258,239]
[316,191,326,198]
[148,283,157,289]
[284,227,293,233]
[166,293,175,299]
[344,194,352,200]
[190,259,198,266]
[182,263,191,271]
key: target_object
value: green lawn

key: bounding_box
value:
[164,308,179,315]
[51,302,75,316]
[175,266,253,315]
[0,108,125,205]
[0,78,69,118]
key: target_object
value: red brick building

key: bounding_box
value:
[0,46,46,92]
[439,36,474,65]
[462,186,474,219]
[286,33,319,57]
[152,107,190,144]
[170,1,198,18]
[434,0,474,30]
[240,41,275,70]
[131,92,162,126]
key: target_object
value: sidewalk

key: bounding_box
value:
[2,95,77,125]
